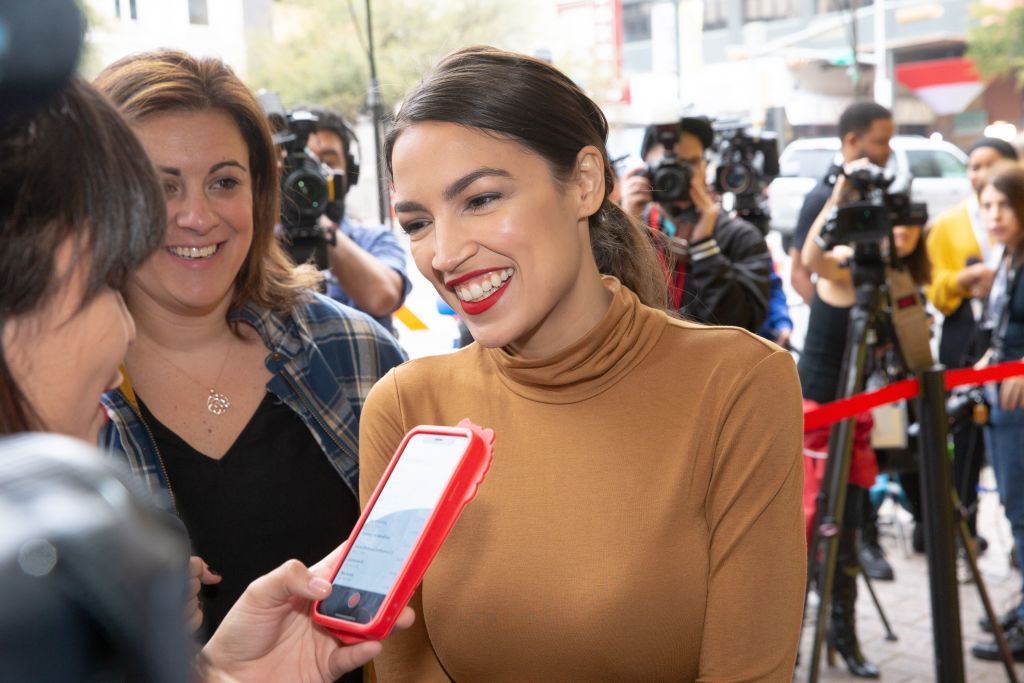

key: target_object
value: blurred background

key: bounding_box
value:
[75,0,1024,357]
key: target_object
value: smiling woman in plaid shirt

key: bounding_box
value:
[94,50,406,662]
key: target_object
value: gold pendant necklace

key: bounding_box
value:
[142,334,236,416]
[207,389,231,415]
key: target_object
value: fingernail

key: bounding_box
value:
[309,577,331,595]
[209,568,221,577]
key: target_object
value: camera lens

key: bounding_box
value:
[721,164,752,194]
[650,161,693,203]
[283,163,328,219]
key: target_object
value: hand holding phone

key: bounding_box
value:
[313,420,494,644]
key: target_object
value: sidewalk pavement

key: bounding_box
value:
[795,468,1023,682]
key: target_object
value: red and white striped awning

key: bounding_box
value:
[895,57,985,116]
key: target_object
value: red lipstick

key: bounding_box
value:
[458,277,511,316]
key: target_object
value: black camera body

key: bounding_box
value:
[712,122,779,196]
[946,387,989,427]
[644,123,694,203]
[818,166,928,251]
[258,91,344,270]
[712,121,779,235]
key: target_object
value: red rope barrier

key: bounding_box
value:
[802,360,1024,432]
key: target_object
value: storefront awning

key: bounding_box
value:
[894,57,984,116]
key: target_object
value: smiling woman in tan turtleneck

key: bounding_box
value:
[360,46,805,682]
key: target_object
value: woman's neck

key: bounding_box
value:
[506,267,613,359]
[127,289,236,354]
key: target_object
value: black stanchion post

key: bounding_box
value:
[916,366,964,683]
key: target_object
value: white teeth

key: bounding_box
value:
[454,268,513,302]
[169,244,218,259]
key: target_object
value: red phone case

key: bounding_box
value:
[312,419,494,644]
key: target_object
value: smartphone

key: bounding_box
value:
[312,420,494,643]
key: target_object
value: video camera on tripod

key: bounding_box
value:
[711,121,779,234]
[258,90,344,270]
[816,165,928,251]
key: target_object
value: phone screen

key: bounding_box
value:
[318,432,470,623]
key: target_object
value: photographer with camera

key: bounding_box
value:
[790,103,895,305]
[800,157,932,678]
[300,106,412,336]
[621,116,771,331]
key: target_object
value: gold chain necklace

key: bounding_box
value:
[140,334,235,416]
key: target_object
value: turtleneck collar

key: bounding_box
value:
[484,276,667,404]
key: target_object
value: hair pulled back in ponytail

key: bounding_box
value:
[384,46,668,310]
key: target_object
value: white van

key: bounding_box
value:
[767,136,970,249]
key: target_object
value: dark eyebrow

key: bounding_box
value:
[210,160,247,174]
[157,166,181,177]
[442,167,511,202]
[394,200,427,214]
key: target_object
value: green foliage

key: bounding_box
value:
[967,5,1024,87]
[247,0,536,119]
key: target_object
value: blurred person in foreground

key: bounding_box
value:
[620,116,772,331]
[0,75,410,682]
[300,106,411,336]
[93,51,406,666]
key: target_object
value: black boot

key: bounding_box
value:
[827,531,881,678]
[971,622,1024,661]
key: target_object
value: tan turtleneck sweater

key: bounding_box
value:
[359,278,805,682]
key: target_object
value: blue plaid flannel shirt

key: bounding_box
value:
[99,292,407,503]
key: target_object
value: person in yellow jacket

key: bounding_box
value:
[926,136,1018,556]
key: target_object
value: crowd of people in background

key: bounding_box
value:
[5,28,1024,681]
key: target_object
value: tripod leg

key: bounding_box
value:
[806,285,881,682]
[859,567,897,641]
[953,492,1020,682]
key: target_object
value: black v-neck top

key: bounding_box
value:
[137,391,360,640]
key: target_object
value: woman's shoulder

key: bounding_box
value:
[288,293,404,348]
[389,343,488,385]
[661,315,785,364]
[243,292,407,371]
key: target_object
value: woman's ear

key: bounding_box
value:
[574,146,606,218]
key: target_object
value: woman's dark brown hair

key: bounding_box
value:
[898,227,931,285]
[0,77,166,434]
[984,165,1024,260]
[93,49,320,316]
[384,45,668,309]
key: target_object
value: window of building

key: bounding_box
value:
[622,1,653,43]
[817,0,873,14]
[129,0,137,20]
[704,0,728,28]
[189,0,209,25]
[745,0,797,21]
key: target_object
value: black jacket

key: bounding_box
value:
[679,213,772,331]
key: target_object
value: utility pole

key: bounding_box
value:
[365,0,389,227]
[873,0,893,107]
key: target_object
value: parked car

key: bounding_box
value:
[767,135,970,250]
